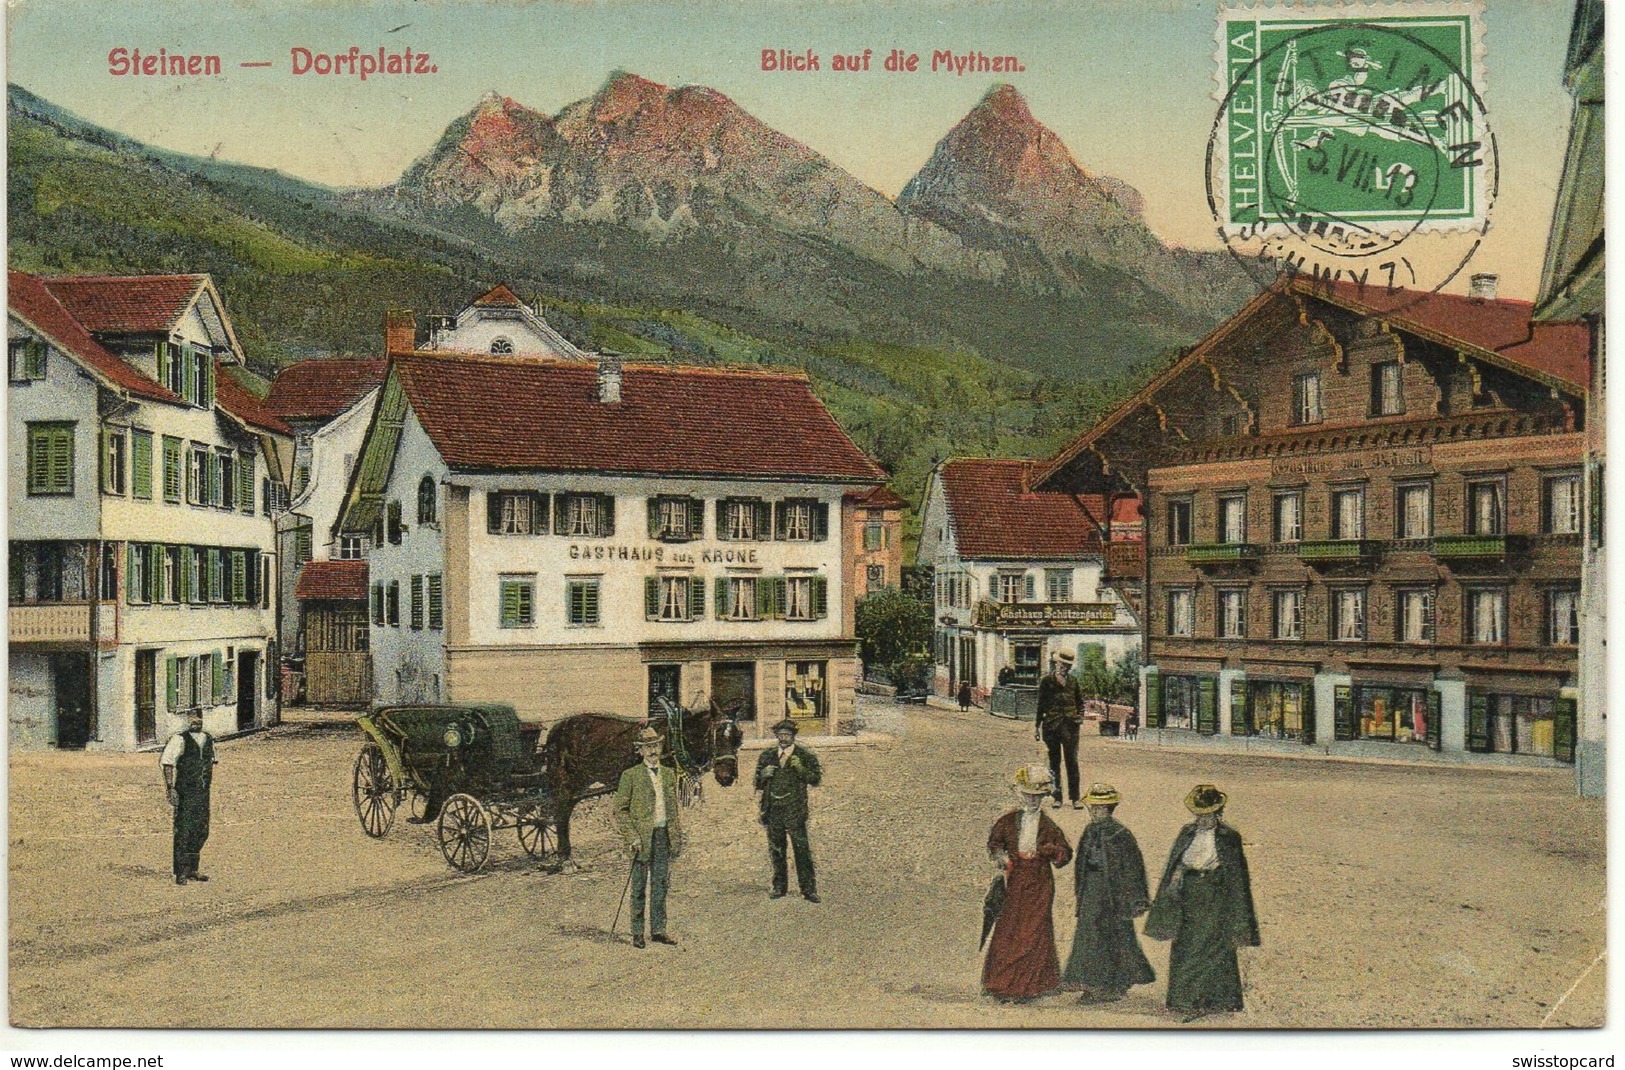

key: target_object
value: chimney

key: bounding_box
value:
[385,309,416,353]
[597,355,623,404]
[1469,273,1498,302]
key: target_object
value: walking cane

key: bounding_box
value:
[610,854,636,937]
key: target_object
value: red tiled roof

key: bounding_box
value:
[7,270,178,402]
[1294,278,1591,393]
[215,361,293,436]
[295,559,369,602]
[849,484,909,510]
[39,274,207,334]
[267,359,389,420]
[939,458,1108,559]
[472,284,525,308]
[392,353,887,482]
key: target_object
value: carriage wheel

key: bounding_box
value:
[353,743,397,839]
[517,809,562,870]
[437,794,491,873]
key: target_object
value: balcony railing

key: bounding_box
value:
[10,602,93,644]
[1296,539,1380,564]
[1434,534,1521,561]
[1183,543,1259,566]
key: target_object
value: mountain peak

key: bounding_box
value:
[594,69,668,117]
[974,83,1035,126]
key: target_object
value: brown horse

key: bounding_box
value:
[539,698,744,864]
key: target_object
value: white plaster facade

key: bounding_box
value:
[9,276,288,750]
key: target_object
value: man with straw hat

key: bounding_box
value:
[613,723,684,949]
[1036,650,1086,808]
[982,763,1073,1003]
[1061,783,1155,1002]
[1144,784,1260,1021]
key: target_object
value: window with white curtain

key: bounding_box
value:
[1398,589,1435,643]
[1468,480,1505,536]
[1218,495,1247,543]
[1333,589,1366,641]
[1167,589,1194,637]
[1273,589,1304,640]
[1544,474,1582,535]
[1332,488,1365,539]
[1273,492,1302,543]
[1468,588,1506,644]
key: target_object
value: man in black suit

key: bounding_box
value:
[755,718,823,902]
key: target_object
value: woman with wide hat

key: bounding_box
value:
[1061,782,1156,1002]
[1144,784,1261,1021]
[982,764,1073,1003]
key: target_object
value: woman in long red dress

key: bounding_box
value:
[982,764,1074,1002]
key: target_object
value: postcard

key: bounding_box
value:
[4,0,1607,1054]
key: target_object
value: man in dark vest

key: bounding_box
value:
[1036,650,1085,808]
[161,711,217,885]
[755,718,822,902]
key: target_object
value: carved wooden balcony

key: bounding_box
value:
[1296,540,1381,569]
[1183,543,1259,571]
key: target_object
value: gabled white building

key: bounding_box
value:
[334,349,887,737]
[266,284,591,705]
[8,271,292,749]
[917,458,1142,703]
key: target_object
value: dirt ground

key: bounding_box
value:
[7,700,1606,1030]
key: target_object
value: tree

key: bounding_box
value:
[855,586,934,677]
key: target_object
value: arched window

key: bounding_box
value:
[490,337,514,355]
[418,475,437,525]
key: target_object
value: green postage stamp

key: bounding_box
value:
[1212,3,1491,241]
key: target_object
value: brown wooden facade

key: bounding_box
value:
[1038,277,1589,764]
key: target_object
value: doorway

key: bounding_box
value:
[51,653,92,749]
[647,664,681,719]
[237,649,259,731]
[711,662,757,722]
[135,650,157,745]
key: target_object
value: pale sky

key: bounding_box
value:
[5,0,1581,298]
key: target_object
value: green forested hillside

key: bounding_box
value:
[7,87,1160,548]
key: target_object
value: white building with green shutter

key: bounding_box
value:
[8,271,292,750]
[335,348,885,737]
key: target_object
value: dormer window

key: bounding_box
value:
[490,337,514,355]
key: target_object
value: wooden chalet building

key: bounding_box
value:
[1037,275,1590,765]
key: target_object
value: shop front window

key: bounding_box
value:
[1355,686,1430,744]
[1247,681,1307,740]
[1012,643,1042,686]
[785,661,826,718]
[1162,676,1197,730]
[1473,694,1557,757]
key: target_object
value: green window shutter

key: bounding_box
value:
[410,575,424,629]
[755,576,773,619]
[773,501,787,540]
[203,359,216,409]
[162,438,181,501]
[645,576,660,620]
[715,577,729,620]
[178,547,192,603]
[812,575,828,619]
[26,428,47,494]
[757,501,773,541]
[1425,691,1443,751]
[533,492,551,534]
[373,584,384,625]
[648,498,663,538]
[688,498,704,538]
[1467,693,1491,753]
[52,427,73,494]
[208,454,221,507]
[149,544,165,602]
[1334,685,1356,741]
[1554,695,1577,763]
[101,428,116,494]
[518,582,533,625]
[1230,678,1250,735]
[132,432,153,498]
[181,352,195,404]
[1196,677,1218,735]
[1301,684,1317,745]
[553,494,568,535]
[500,581,520,627]
[208,549,223,602]
[1144,671,1163,729]
[773,577,787,619]
[715,500,728,540]
[156,343,170,389]
[428,574,443,629]
[126,544,140,603]
[166,656,178,712]
[600,494,615,537]
[812,502,830,541]
[238,453,255,512]
[689,576,705,621]
[214,650,226,704]
[232,551,247,603]
[487,491,503,533]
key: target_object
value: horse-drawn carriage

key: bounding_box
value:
[352,699,742,873]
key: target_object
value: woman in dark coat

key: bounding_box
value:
[1145,784,1260,1021]
[1062,783,1155,1001]
[982,764,1073,1002]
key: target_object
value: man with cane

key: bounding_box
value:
[613,724,684,948]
